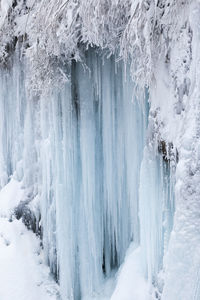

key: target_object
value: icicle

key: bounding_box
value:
[0,46,176,300]
[139,144,175,297]
[39,49,149,299]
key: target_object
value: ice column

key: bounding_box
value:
[40,49,149,299]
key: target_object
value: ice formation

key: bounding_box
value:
[0,0,199,300]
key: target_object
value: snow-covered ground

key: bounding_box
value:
[84,244,149,300]
[111,245,149,300]
[0,179,59,300]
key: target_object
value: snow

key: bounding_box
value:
[0,218,59,300]
[0,178,24,218]
[148,2,200,299]
[15,14,29,36]
[82,245,150,300]
[111,245,149,300]
[0,0,12,24]
[0,180,59,300]
[82,277,115,300]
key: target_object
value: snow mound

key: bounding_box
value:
[111,245,149,300]
[0,179,59,299]
[0,218,59,300]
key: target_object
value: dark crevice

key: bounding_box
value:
[71,59,80,120]
[158,140,179,164]
[13,200,42,238]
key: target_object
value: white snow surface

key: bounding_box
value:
[111,245,149,300]
[82,244,149,300]
[0,179,59,300]
[0,178,24,217]
[0,0,12,25]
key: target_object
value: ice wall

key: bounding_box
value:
[139,143,175,298]
[39,50,149,299]
[0,55,26,187]
[0,47,176,300]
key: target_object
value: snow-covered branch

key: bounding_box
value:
[0,0,192,91]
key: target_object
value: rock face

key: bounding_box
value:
[14,200,41,237]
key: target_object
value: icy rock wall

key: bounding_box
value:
[151,2,200,300]
[139,144,175,298]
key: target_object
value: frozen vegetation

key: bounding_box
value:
[0,0,199,300]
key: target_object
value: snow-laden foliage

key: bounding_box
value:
[121,0,191,86]
[0,0,192,90]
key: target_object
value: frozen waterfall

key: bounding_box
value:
[0,48,175,299]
